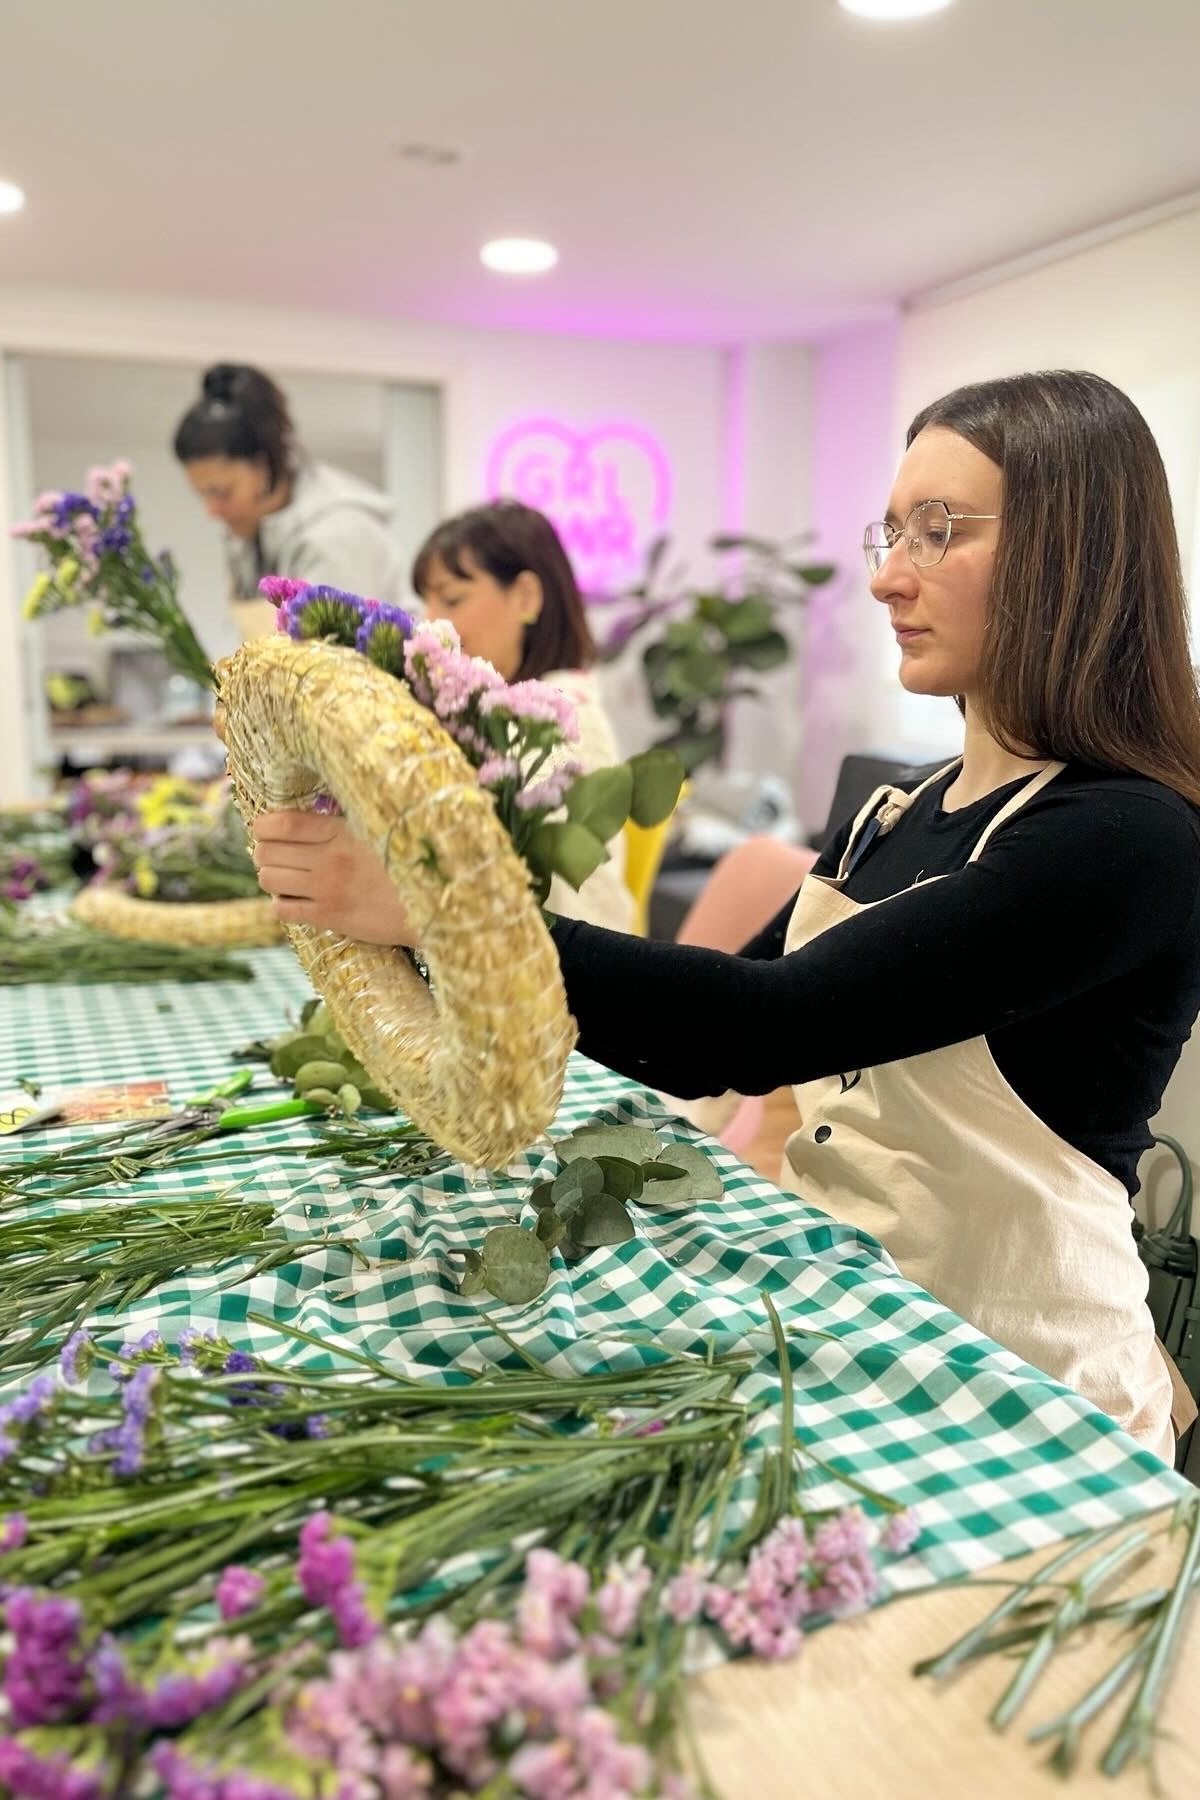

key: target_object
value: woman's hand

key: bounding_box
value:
[252,812,416,945]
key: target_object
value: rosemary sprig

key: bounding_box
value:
[0,914,252,985]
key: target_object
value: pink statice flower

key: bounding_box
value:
[594,1554,652,1641]
[479,679,579,741]
[297,1511,378,1648]
[879,1509,920,1556]
[514,761,582,814]
[514,1548,590,1658]
[258,576,309,606]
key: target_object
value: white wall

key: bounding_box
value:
[0,285,733,801]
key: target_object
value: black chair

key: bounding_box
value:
[808,752,950,853]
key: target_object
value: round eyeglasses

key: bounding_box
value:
[862,499,999,575]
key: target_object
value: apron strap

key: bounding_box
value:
[836,761,961,880]
[966,761,1067,864]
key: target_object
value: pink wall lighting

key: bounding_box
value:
[484,418,673,597]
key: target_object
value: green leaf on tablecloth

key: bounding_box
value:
[639,1162,693,1206]
[656,1142,724,1202]
[557,1123,663,1165]
[595,1155,643,1202]
[572,1192,636,1248]
[481,1225,552,1304]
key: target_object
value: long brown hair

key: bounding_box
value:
[908,370,1200,807]
[411,501,595,681]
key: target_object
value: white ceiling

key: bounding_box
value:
[2,0,1199,344]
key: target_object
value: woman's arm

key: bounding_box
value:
[553,787,1200,1098]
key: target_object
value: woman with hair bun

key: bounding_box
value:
[174,363,403,637]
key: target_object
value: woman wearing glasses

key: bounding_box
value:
[247,370,1200,1463]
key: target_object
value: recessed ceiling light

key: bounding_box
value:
[0,181,26,216]
[838,0,954,18]
[480,238,558,276]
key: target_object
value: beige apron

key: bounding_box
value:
[782,761,1175,1463]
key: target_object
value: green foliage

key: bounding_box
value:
[600,531,838,775]
[456,1121,727,1302]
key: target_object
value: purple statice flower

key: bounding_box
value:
[140,1648,248,1727]
[514,1548,590,1658]
[258,575,309,605]
[3,1590,89,1726]
[278,586,369,646]
[479,678,580,742]
[109,1327,164,1372]
[0,1739,103,1800]
[0,1514,27,1554]
[115,495,135,524]
[96,523,132,557]
[224,1350,258,1375]
[151,1745,304,1800]
[216,1565,265,1621]
[594,1554,652,1641]
[52,492,96,532]
[305,1413,331,1439]
[59,1328,93,1387]
[514,760,582,814]
[879,1509,920,1556]
[356,603,414,677]
[0,1375,57,1462]
[177,1326,219,1366]
[297,1511,378,1648]
[90,1363,160,1476]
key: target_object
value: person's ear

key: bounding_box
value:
[514,569,543,626]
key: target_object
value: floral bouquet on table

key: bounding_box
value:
[12,462,214,693]
[87,777,262,905]
[266,576,683,907]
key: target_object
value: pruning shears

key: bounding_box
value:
[150,1069,326,1139]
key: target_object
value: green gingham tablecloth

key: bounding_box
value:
[0,948,1189,1598]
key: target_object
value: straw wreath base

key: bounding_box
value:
[70,884,283,948]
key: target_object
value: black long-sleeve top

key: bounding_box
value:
[551,766,1200,1195]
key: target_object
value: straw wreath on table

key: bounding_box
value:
[219,580,682,1167]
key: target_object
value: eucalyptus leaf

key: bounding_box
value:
[654,1142,724,1202]
[573,1192,637,1248]
[594,1155,643,1202]
[638,1163,694,1206]
[480,1225,552,1305]
[557,1124,664,1165]
[528,1180,557,1214]
[528,820,609,892]
[551,1158,605,1215]
[627,749,685,828]
[565,765,634,842]
[293,1060,355,1096]
[269,1034,333,1080]
[457,1248,487,1297]
[535,1209,566,1251]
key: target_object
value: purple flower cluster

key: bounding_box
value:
[0,1375,56,1467]
[151,1745,303,1800]
[0,1739,103,1800]
[59,1328,93,1387]
[10,464,136,587]
[0,1513,28,1555]
[88,1363,159,1476]
[215,1565,265,1621]
[297,1510,377,1648]
[3,1591,89,1727]
[357,602,416,677]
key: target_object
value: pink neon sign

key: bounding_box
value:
[484,418,673,596]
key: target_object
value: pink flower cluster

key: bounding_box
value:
[664,1506,920,1661]
[290,1548,662,1799]
[297,1511,377,1649]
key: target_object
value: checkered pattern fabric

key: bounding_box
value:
[0,948,1188,1593]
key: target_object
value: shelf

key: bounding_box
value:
[48,725,219,758]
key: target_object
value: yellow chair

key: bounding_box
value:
[622,784,688,937]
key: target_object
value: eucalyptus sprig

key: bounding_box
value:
[456,1121,724,1304]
